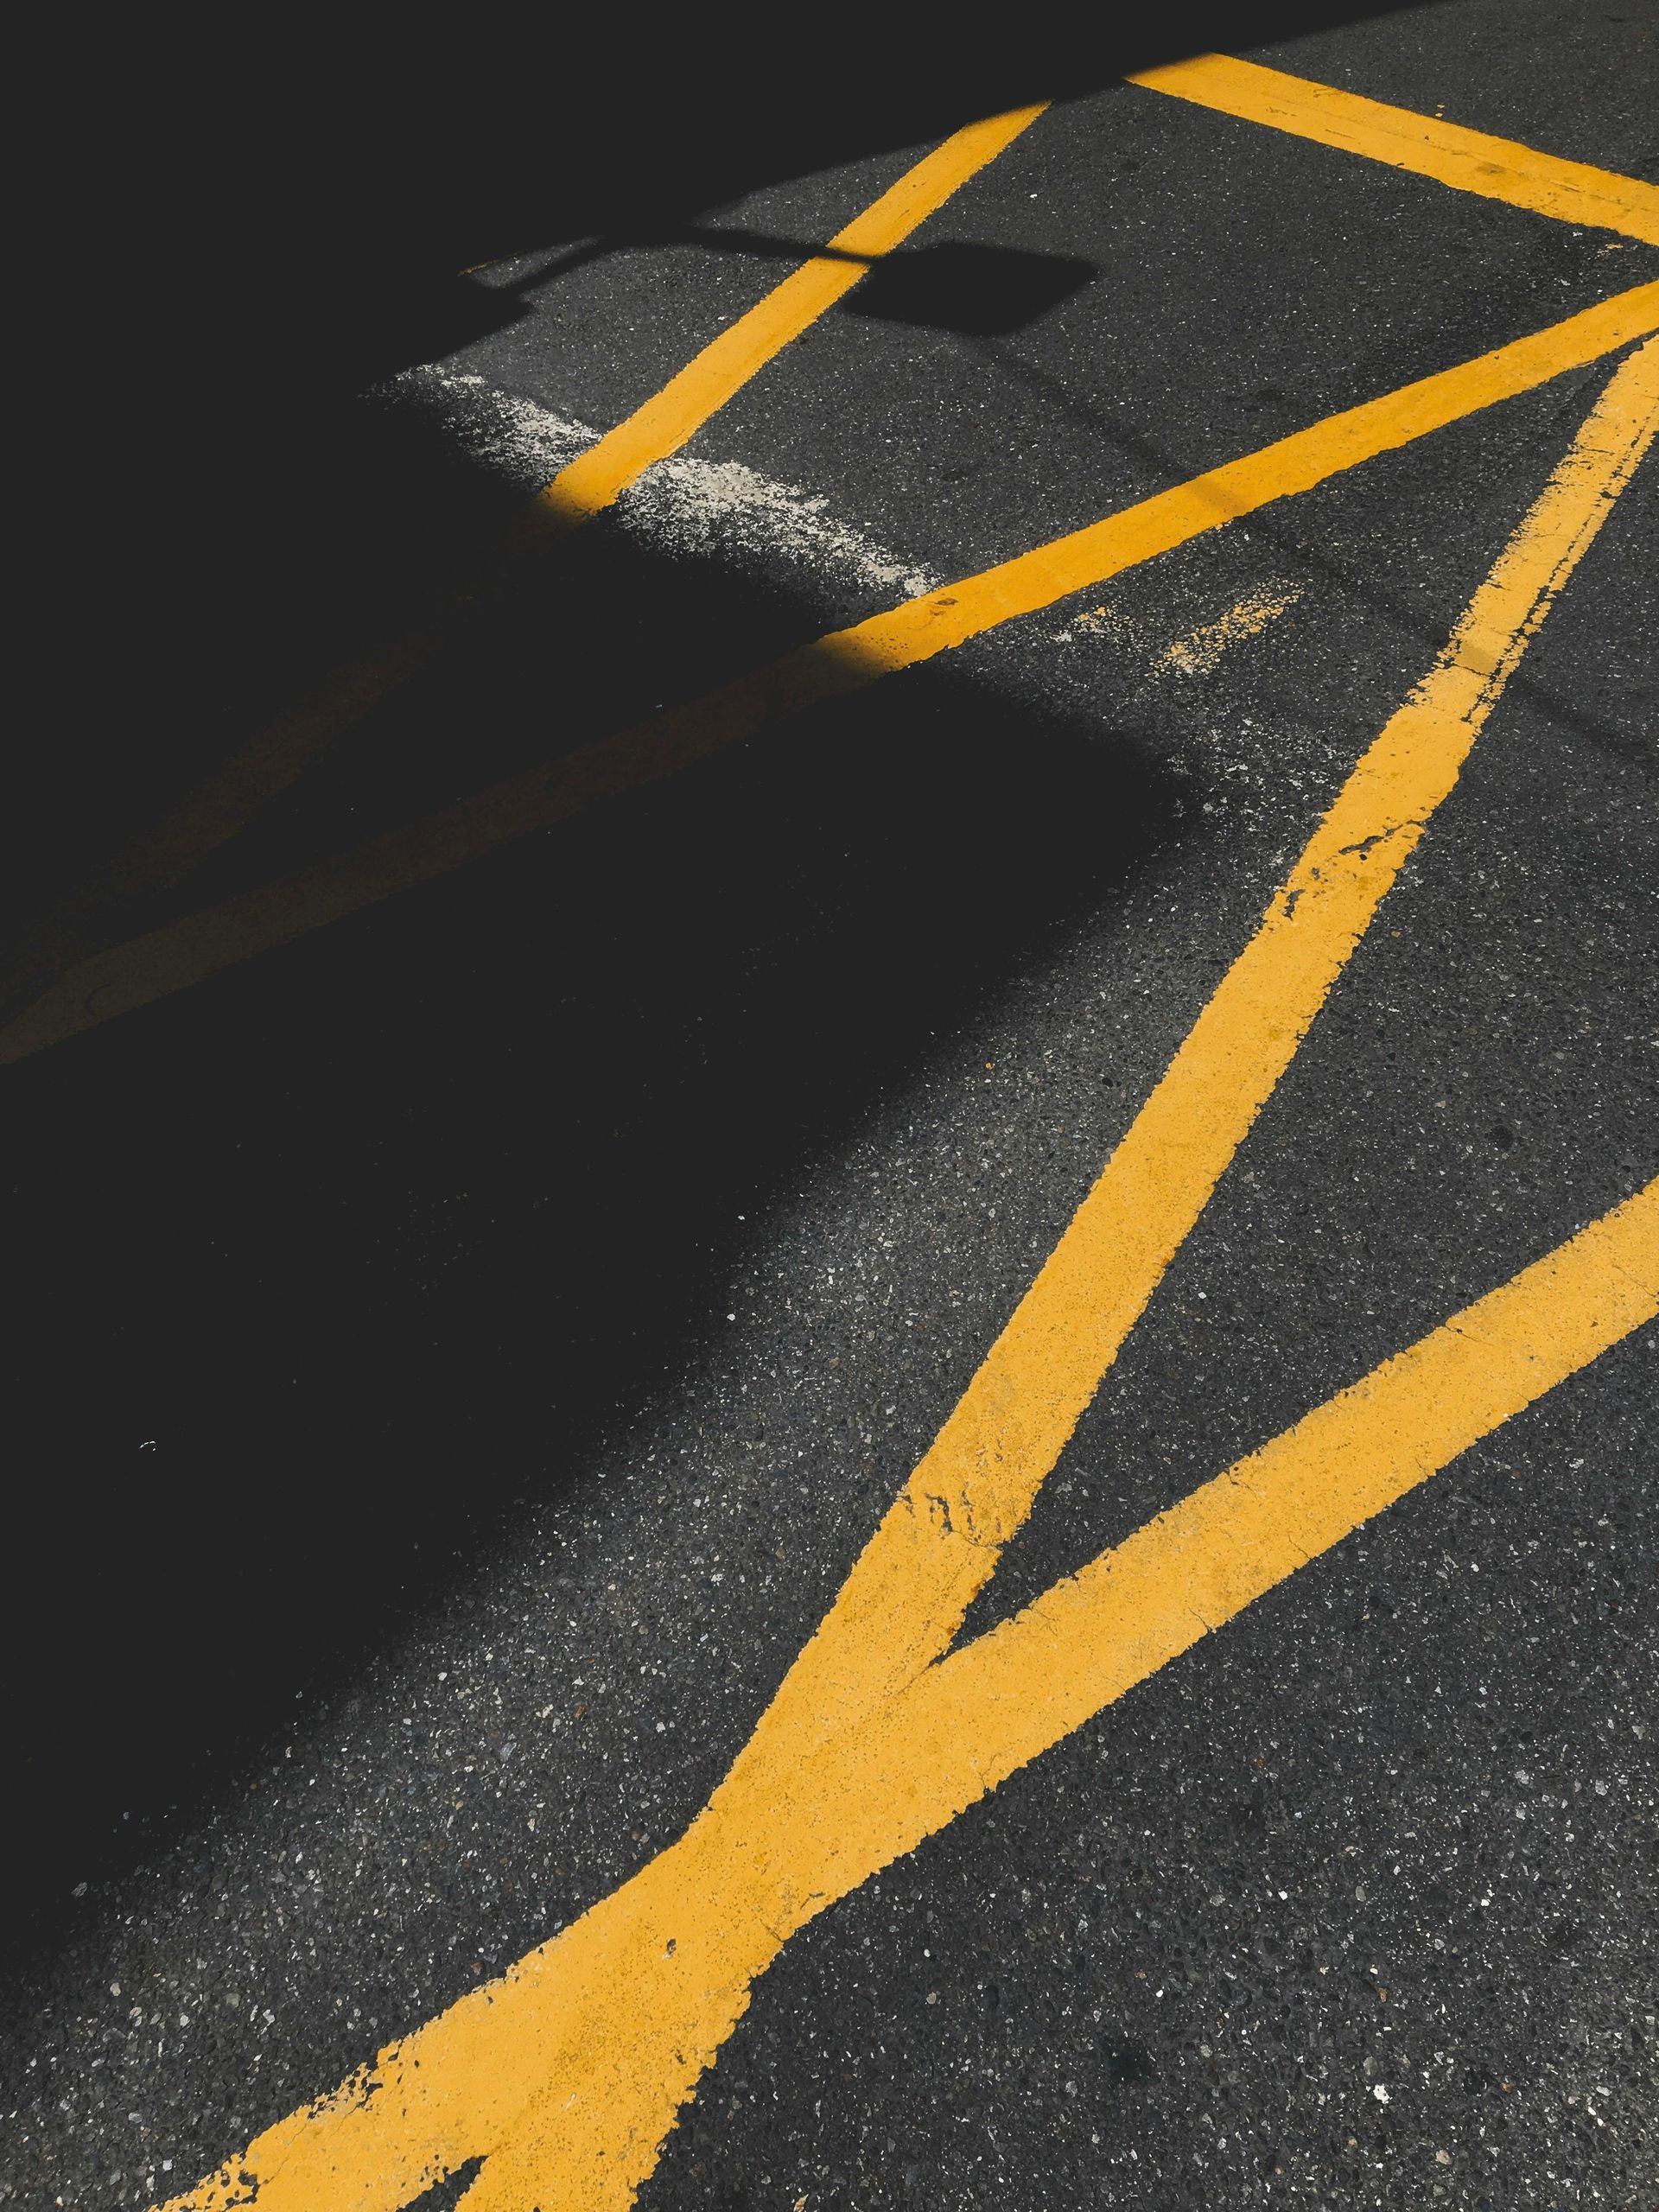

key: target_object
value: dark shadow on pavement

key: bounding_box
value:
[841,241,1102,334]
[6,0,1430,1986]
[22,2,1428,902]
[2,603,1186,1980]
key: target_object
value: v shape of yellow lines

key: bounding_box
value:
[159,329,1659,2212]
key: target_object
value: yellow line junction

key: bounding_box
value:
[156,327,1659,2212]
[15,54,1654,972]
[5,283,1656,1065]
[7,26,1657,2212]
[162,1185,1659,2212]
[64,109,1047,915]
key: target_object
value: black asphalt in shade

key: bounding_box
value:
[3,4,1656,2209]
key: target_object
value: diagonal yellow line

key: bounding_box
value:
[62,109,1046,918]
[156,1174,1659,2212]
[705,330,1659,1777]
[1130,52,1659,246]
[57,64,1653,969]
[155,340,1659,2212]
[456,1196,1659,2212]
[8,287,1656,1067]
[871,1179,1658,1816]
[525,105,1047,531]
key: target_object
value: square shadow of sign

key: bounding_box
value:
[840,240,1097,335]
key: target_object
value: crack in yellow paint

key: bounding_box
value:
[1130,53,1659,245]
[153,339,1659,2212]
[10,288,1656,1067]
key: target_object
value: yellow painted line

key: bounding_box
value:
[8,288,1656,1067]
[1158,580,1304,675]
[60,111,1044,919]
[1129,52,1659,247]
[154,353,1658,2212]
[710,329,1659,1770]
[158,1179,1659,2212]
[525,105,1047,531]
[871,1179,1658,1808]
[79,53,1652,924]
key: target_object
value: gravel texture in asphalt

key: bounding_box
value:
[3,6,1656,2209]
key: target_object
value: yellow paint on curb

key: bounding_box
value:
[10,289,1656,1066]
[155,344,1659,2212]
[1131,53,1659,246]
[527,105,1048,531]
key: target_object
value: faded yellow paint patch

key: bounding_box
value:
[1158,581,1305,674]
[10,288,1656,1067]
[1131,53,1659,245]
[1065,599,1147,647]
[155,340,1659,2212]
[1066,580,1303,668]
[68,111,1045,918]
[528,105,1048,532]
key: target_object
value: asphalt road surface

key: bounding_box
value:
[4,6,1657,2209]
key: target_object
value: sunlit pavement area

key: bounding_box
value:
[3,6,1657,2209]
